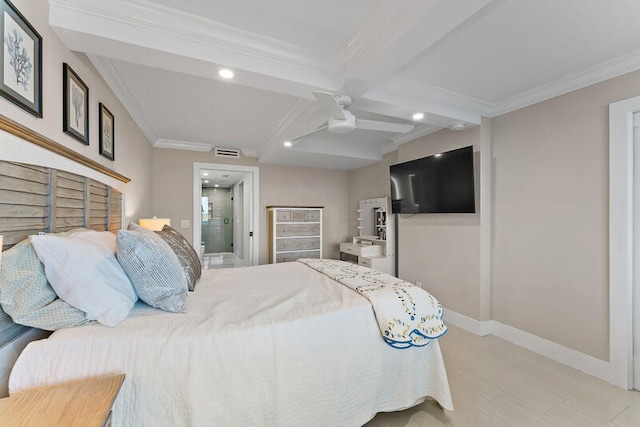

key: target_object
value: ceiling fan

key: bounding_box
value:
[289,92,415,142]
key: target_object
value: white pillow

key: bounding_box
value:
[29,230,137,327]
[0,238,92,330]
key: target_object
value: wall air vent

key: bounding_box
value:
[214,147,241,158]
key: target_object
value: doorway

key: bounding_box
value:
[201,187,233,253]
[609,96,640,390]
[193,162,259,267]
[633,111,640,391]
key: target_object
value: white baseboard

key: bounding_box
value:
[443,308,611,384]
[442,308,492,336]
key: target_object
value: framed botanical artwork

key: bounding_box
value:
[99,103,114,161]
[62,63,89,144]
[0,0,42,117]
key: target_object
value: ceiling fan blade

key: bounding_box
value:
[288,124,329,143]
[312,91,346,120]
[355,119,414,133]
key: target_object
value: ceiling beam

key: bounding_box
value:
[49,0,341,99]
[342,0,495,95]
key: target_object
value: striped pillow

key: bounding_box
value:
[155,225,201,291]
[116,227,188,312]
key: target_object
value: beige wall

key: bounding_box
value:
[348,69,640,362]
[352,128,482,320]
[0,0,152,224]
[347,151,398,235]
[398,128,482,319]
[151,148,350,264]
[492,70,640,361]
[259,163,350,263]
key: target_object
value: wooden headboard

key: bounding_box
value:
[0,160,123,346]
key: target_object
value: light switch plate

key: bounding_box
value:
[180,219,190,228]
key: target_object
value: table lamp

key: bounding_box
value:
[139,217,171,231]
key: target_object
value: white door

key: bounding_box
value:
[633,111,640,390]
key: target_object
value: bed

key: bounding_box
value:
[0,157,452,426]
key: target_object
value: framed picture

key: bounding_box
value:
[62,63,89,144]
[99,103,114,160]
[0,0,42,117]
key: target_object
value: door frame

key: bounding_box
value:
[193,162,259,266]
[609,96,640,389]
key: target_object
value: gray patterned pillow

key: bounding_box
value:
[0,239,92,330]
[156,225,201,291]
[116,227,188,312]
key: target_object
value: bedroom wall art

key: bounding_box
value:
[99,102,114,160]
[0,0,42,117]
[62,63,89,145]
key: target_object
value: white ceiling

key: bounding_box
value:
[200,169,246,188]
[48,0,640,170]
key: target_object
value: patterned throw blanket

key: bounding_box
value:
[298,259,447,349]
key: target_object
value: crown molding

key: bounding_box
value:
[87,55,156,145]
[344,0,493,90]
[153,138,213,152]
[385,124,442,151]
[49,0,340,92]
[259,99,323,161]
[375,78,492,120]
[492,49,640,117]
[240,148,258,158]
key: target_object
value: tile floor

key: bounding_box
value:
[365,326,640,427]
[202,252,247,269]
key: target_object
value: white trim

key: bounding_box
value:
[387,124,441,148]
[240,148,258,158]
[490,322,611,383]
[443,308,492,336]
[0,129,126,193]
[49,0,341,92]
[376,78,494,119]
[444,308,611,383]
[193,163,260,266]
[494,50,640,117]
[609,96,640,389]
[155,139,213,152]
[363,85,483,127]
[87,55,156,146]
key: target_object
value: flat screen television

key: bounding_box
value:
[390,146,475,214]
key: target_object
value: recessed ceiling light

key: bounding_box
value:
[283,141,292,147]
[204,180,209,183]
[449,122,466,131]
[434,153,442,158]
[202,172,209,177]
[412,112,424,121]
[214,184,219,188]
[218,69,234,79]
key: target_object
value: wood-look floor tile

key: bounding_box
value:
[365,325,640,427]
[610,405,640,427]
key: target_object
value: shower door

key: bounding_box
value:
[201,188,233,254]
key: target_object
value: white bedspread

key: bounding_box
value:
[9,262,453,426]
[298,259,447,348]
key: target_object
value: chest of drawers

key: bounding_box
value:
[268,207,323,263]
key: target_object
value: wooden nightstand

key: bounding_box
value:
[0,374,125,427]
